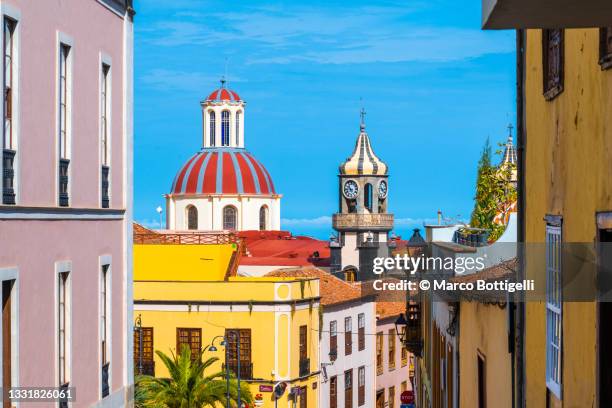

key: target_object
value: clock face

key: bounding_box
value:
[378,180,388,199]
[343,180,359,199]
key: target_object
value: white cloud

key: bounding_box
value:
[281,215,332,227]
[140,69,245,91]
[140,4,514,65]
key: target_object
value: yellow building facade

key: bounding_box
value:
[523,28,612,407]
[133,238,320,408]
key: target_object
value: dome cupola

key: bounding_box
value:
[165,81,281,232]
[339,109,387,176]
[201,79,246,149]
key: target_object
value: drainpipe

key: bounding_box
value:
[515,28,527,408]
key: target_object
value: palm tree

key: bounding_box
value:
[135,347,253,408]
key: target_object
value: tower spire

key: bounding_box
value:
[360,105,366,132]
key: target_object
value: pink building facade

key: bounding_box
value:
[0,0,134,406]
[376,310,413,408]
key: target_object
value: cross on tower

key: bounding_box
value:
[507,123,514,136]
[360,107,367,131]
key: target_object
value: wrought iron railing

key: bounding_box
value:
[101,362,110,398]
[222,362,253,380]
[101,165,110,208]
[299,358,310,377]
[2,149,16,205]
[135,360,155,376]
[59,382,70,408]
[59,158,70,207]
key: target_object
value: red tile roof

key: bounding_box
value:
[376,301,406,320]
[239,231,330,267]
[265,266,366,306]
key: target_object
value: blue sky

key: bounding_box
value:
[133,0,516,239]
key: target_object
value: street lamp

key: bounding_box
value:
[208,333,241,408]
[394,313,408,343]
[156,206,163,230]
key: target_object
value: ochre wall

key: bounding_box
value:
[524,27,612,407]
[459,301,512,408]
[134,243,235,280]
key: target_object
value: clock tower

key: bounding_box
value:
[330,110,394,281]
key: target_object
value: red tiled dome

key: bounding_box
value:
[206,87,241,102]
[170,148,276,196]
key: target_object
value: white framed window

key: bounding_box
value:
[221,110,230,146]
[235,111,241,145]
[101,264,110,364]
[223,205,237,230]
[330,320,337,336]
[546,224,562,398]
[0,266,18,394]
[100,60,111,209]
[358,313,365,329]
[57,35,72,207]
[58,272,69,385]
[100,262,111,397]
[58,43,71,160]
[208,111,215,146]
[100,62,110,167]
[55,260,71,388]
[2,14,18,205]
[259,205,268,231]
[3,16,16,150]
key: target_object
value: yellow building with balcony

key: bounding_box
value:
[133,229,320,407]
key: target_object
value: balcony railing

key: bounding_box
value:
[101,362,110,398]
[299,358,310,377]
[101,165,110,208]
[2,149,15,205]
[58,158,70,207]
[59,382,70,408]
[332,213,394,231]
[222,362,253,380]
[134,231,240,245]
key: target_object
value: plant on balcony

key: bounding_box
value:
[469,138,517,242]
[135,347,252,408]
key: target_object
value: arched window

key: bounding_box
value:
[221,110,230,146]
[364,183,373,211]
[235,111,241,146]
[223,206,237,230]
[186,205,198,230]
[209,111,216,146]
[259,205,268,230]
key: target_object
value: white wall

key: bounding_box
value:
[167,194,281,231]
[320,300,376,408]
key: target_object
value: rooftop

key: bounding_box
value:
[239,230,330,267]
[265,266,366,306]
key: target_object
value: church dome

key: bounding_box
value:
[340,122,387,176]
[205,82,242,103]
[170,148,276,196]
